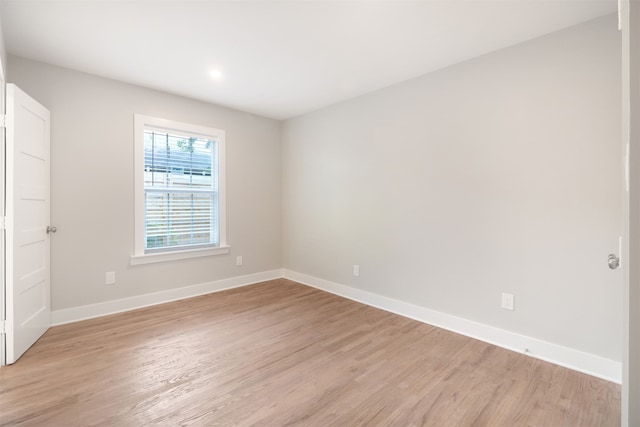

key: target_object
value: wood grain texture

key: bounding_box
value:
[0,279,620,426]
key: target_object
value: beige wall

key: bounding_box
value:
[282,15,623,361]
[7,56,282,311]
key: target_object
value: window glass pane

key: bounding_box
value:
[145,191,218,250]
[143,128,219,252]
[144,130,217,189]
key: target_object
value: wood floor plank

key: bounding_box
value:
[0,279,620,426]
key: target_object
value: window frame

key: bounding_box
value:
[131,114,229,265]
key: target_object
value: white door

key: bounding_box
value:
[5,84,51,364]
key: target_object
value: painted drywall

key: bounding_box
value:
[282,15,623,362]
[7,56,282,311]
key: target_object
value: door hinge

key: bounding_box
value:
[0,114,5,128]
[619,0,622,30]
[626,143,630,193]
[0,216,5,230]
[0,320,12,334]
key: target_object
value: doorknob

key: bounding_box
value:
[608,254,620,270]
[46,226,57,234]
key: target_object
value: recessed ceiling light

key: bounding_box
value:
[209,69,223,80]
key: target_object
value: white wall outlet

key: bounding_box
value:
[236,255,243,266]
[353,264,360,277]
[501,293,515,311]
[105,271,116,285]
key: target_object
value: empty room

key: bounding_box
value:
[0,0,639,426]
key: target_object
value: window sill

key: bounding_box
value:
[130,246,230,265]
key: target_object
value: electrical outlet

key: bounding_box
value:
[105,271,116,285]
[353,264,360,277]
[501,293,514,311]
[236,256,243,266]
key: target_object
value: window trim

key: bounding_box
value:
[132,114,228,264]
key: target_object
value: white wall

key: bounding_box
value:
[7,56,282,311]
[283,15,623,362]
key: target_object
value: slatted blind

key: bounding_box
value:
[143,129,219,252]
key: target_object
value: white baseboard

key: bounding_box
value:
[51,269,284,326]
[283,269,622,384]
[51,267,621,383]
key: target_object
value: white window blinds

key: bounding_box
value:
[143,129,219,253]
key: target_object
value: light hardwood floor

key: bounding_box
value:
[0,279,620,426]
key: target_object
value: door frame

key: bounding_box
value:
[622,1,640,424]
[0,50,5,367]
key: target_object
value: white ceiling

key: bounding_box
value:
[0,0,617,120]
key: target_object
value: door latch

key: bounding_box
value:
[608,254,620,270]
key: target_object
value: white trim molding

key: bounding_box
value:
[283,269,622,384]
[133,114,227,260]
[51,269,283,326]
[130,245,230,265]
[50,267,622,383]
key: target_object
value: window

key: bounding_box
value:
[132,115,228,264]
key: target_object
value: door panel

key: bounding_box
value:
[5,83,51,364]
